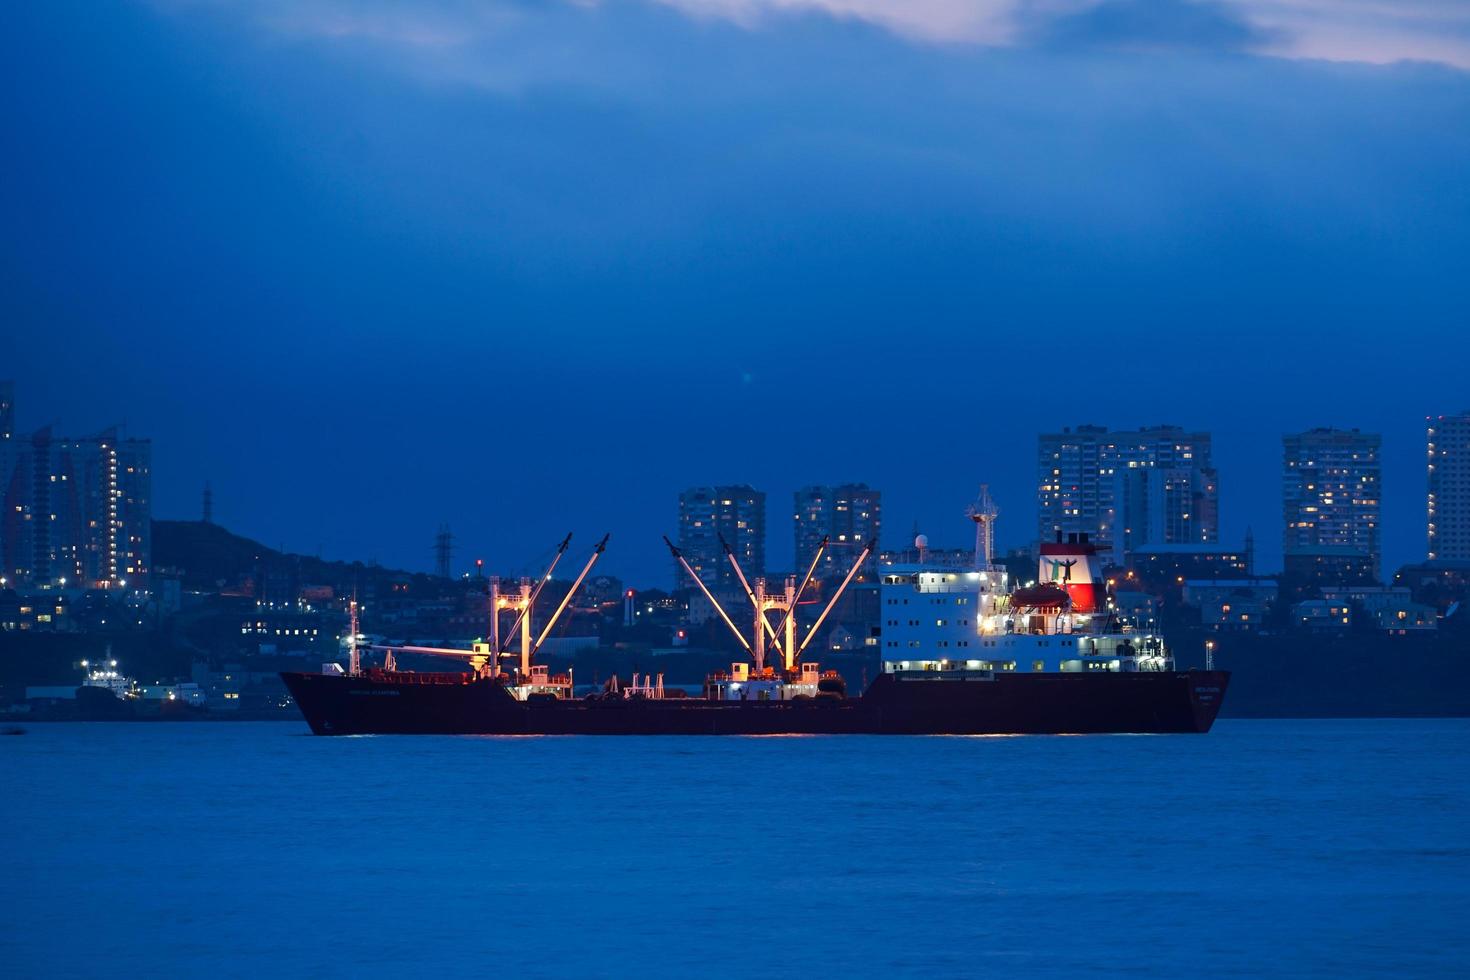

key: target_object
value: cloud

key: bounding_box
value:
[1029,0,1281,52]
[151,1,1470,69]
[652,0,1020,43]
[119,0,1470,286]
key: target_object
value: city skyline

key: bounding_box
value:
[1,377,1461,587]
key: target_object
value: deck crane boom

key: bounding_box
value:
[768,534,826,666]
[664,536,754,658]
[529,534,610,671]
[796,538,875,662]
[719,532,788,662]
[498,532,573,657]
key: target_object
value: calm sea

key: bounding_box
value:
[3,720,1468,978]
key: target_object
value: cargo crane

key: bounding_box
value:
[664,533,874,674]
[492,533,572,677]
[349,534,609,696]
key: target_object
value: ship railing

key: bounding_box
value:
[364,668,474,685]
[621,672,666,699]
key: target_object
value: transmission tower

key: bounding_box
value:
[434,524,454,579]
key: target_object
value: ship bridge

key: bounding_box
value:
[878,521,1172,675]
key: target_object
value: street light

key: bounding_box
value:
[1205,639,1216,671]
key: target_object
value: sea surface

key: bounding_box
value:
[3,720,1469,978]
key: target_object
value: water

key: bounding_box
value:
[3,720,1468,978]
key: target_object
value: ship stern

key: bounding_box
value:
[1186,670,1230,732]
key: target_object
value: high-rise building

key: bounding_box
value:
[0,385,151,590]
[794,483,881,581]
[108,430,153,588]
[1037,425,1217,555]
[1428,411,1470,561]
[0,381,14,584]
[0,380,13,442]
[676,485,765,594]
[1282,428,1381,585]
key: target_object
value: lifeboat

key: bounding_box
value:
[1009,582,1071,610]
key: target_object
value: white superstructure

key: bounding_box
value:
[880,502,1173,675]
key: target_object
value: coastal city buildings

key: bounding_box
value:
[675,485,765,594]
[0,362,1459,638]
[1183,579,1277,632]
[1037,425,1218,556]
[1428,411,1470,561]
[0,384,151,590]
[794,483,881,581]
[1282,427,1381,586]
[1126,537,1255,593]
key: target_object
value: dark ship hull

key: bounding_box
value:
[281,669,1229,736]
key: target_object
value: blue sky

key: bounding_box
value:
[3,0,1468,583]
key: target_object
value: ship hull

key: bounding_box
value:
[281,670,1229,736]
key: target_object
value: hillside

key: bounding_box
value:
[152,520,441,596]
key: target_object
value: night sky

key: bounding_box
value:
[4,1,1468,584]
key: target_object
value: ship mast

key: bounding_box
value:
[488,577,501,676]
[967,484,999,569]
[347,591,361,677]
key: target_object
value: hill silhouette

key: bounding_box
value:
[152,520,441,596]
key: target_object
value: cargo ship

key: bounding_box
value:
[283,494,1229,735]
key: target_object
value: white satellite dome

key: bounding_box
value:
[914,533,929,549]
